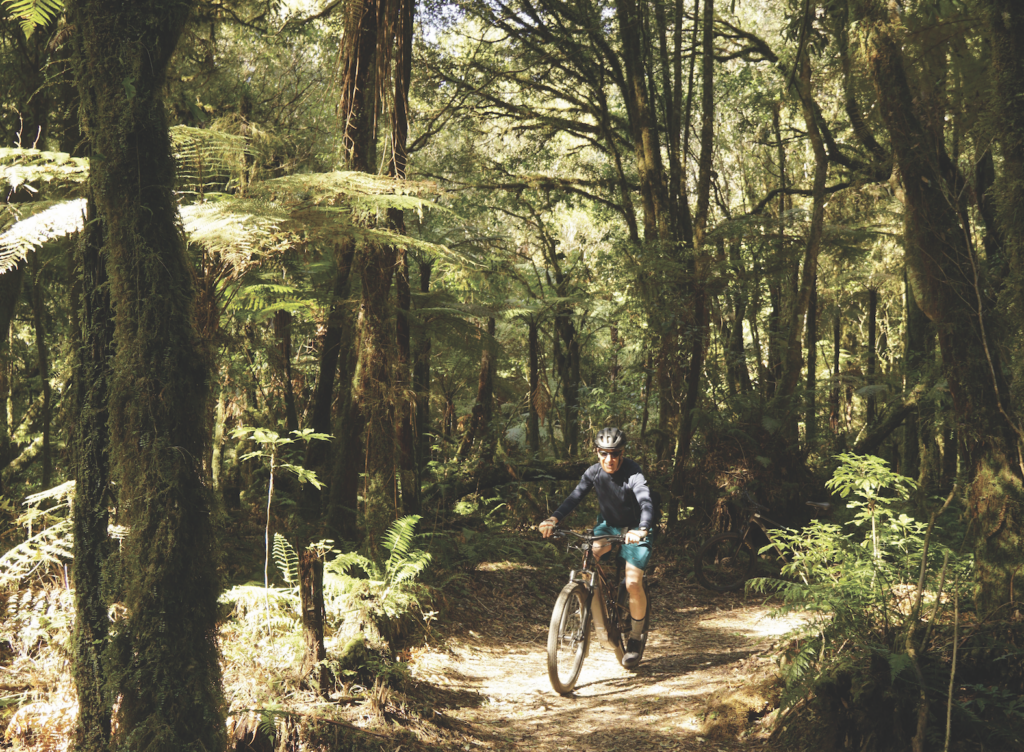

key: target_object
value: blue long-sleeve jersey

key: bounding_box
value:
[551,459,654,530]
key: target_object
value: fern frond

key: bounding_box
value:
[0,519,73,588]
[0,198,85,274]
[0,147,88,195]
[22,480,76,508]
[780,638,822,708]
[326,551,382,581]
[381,515,421,561]
[170,125,249,196]
[180,199,292,266]
[387,549,432,589]
[272,533,299,586]
[1,0,63,36]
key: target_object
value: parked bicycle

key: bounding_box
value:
[545,529,651,695]
[693,497,831,592]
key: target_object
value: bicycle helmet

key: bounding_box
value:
[594,426,627,451]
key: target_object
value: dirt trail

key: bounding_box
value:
[410,561,802,751]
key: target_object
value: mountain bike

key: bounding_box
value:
[545,529,650,695]
[693,497,832,592]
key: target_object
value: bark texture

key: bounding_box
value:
[69,0,226,747]
[857,2,1024,615]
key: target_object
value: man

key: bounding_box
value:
[539,426,655,669]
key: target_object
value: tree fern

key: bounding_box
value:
[0,199,85,274]
[170,126,249,197]
[0,147,88,196]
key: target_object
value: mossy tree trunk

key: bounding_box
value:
[302,240,356,523]
[413,261,433,478]
[0,263,25,488]
[68,0,225,748]
[70,203,114,752]
[856,2,1024,616]
[28,252,51,487]
[459,318,497,461]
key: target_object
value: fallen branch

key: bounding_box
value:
[853,378,936,456]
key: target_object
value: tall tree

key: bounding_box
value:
[853,0,1023,615]
[68,0,225,747]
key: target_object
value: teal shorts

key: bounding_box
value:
[593,519,652,571]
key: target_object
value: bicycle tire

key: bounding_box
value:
[693,532,755,592]
[615,578,651,668]
[547,582,591,694]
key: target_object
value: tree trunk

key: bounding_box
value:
[69,1,226,747]
[777,53,828,401]
[302,240,356,522]
[902,269,929,486]
[272,310,299,434]
[866,287,877,426]
[298,549,331,696]
[70,202,114,752]
[725,243,752,395]
[0,262,25,485]
[527,318,541,453]
[29,252,51,487]
[858,4,1024,615]
[668,0,714,520]
[357,242,399,548]
[805,272,818,447]
[413,261,433,477]
[553,309,580,455]
[459,318,497,461]
[395,247,419,513]
[391,0,417,514]
[829,307,843,438]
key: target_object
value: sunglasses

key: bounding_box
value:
[597,449,623,459]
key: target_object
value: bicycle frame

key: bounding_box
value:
[558,532,626,650]
[739,509,789,561]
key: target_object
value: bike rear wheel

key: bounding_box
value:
[547,582,591,694]
[693,532,755,592]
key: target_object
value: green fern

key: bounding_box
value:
[0,519,73,588]
[1,0,62,37]
[272,533,299,586]
[170,126,249,197]
[324,515,434,639]
[0,198,85,274]
[779,637,822,709]
[0,147,89,195]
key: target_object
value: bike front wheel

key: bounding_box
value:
[694,532,755,592]
[547,582,591,694]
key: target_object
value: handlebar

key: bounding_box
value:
[548,528,627,545]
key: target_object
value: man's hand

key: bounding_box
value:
[625,528,648,544]
[539,517,559,537]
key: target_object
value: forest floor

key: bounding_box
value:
[332,538,806,752]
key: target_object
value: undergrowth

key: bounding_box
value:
[750,454,1022,752]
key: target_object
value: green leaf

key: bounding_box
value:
[1,0,63,35]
